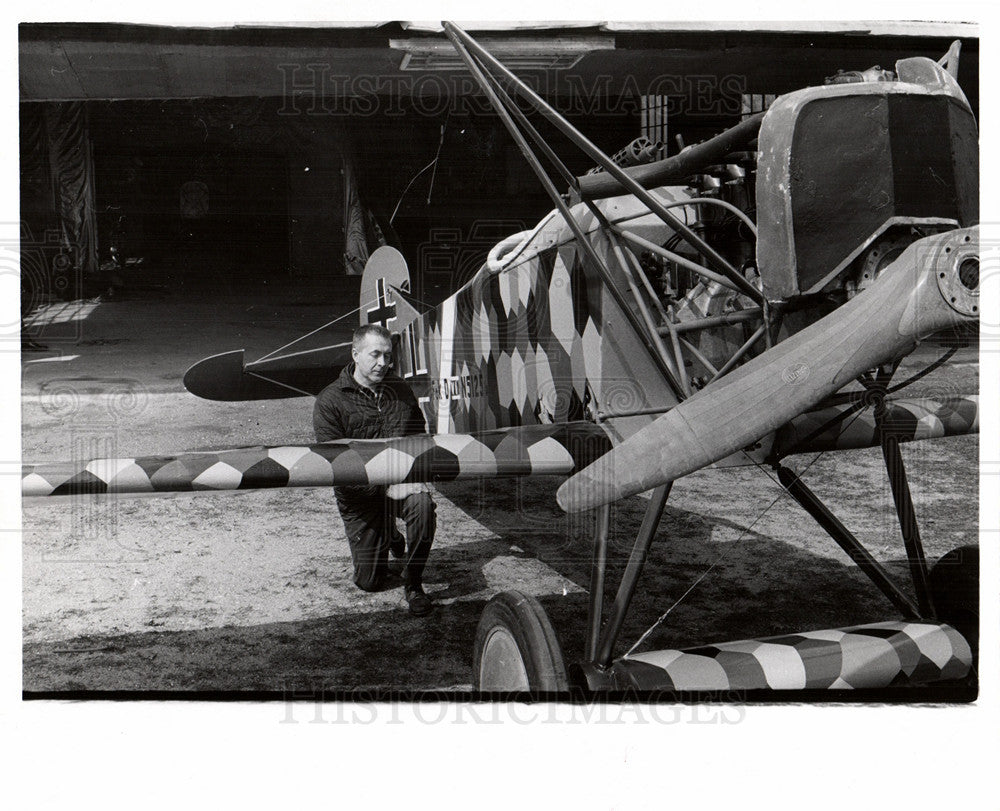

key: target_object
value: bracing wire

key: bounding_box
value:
[390,159,439,226]
[252,305,364,365]
[244,371,320,400]
[623,404,874,658]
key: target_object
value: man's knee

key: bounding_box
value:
[349,527,386,591]
[353,568,383,592]
[406,492,435,518]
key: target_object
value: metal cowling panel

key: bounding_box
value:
[755,65,978,300]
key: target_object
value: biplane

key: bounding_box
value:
[22,23,980,696]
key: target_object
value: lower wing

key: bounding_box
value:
[22,422,612,497]
[22,393,977,498]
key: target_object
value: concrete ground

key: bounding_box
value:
[20,262,980,693]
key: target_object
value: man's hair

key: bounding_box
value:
[353,323,392,349]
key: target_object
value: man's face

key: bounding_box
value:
[352,333,393,389]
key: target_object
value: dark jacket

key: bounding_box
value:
[313,364,427,537]
[313,363,426,443]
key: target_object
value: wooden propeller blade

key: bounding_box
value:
[557,226,979,512]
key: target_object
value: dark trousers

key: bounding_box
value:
[340,491,436,592]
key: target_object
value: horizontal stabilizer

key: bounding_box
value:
[23,422,612,497]
[183,343,351,401]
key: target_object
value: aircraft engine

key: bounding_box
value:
[621,54,978,384]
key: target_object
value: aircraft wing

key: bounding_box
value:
[772,394,978,456]
[21,422,612,497]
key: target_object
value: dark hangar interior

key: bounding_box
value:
[19,21,979,309]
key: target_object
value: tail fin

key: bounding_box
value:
[359,246,417,332]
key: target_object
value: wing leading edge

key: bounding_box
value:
[22,422,612,497]
[773,394,978,457]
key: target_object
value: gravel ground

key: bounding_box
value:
[20,282,980,694]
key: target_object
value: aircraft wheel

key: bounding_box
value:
[473,591,568,693]
[928,544,979,654]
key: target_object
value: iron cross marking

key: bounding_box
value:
[367,277,397,330]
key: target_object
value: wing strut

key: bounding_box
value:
[775,465,922,619]
[443,22,772,401]
[584,504,612,663]
[875,394,937,617]
[443,22,763,305]
[593,484,672,669]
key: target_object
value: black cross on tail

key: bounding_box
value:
[367,278,397,330]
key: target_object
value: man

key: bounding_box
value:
[313,324,436,616]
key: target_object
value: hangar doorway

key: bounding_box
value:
[94,143,291,286]
[88,100,298,293]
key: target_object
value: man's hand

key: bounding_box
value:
[386,483,431,500]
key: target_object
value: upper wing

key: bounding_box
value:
[22,421,612,497]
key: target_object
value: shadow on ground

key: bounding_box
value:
[25,472,950,694]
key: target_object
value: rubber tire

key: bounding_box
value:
[473,591,569,694]
[928,545,979,656]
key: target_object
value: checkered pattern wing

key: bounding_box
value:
[615,621,973,691]
[22,422,613,497]
[772,395,978,456]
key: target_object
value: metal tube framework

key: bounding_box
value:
[444,22,779,410]
[443,22,764,305]
[667,308,764,334]
[442,24,685,400]
[613,225,752,299]
[775,464,922,619]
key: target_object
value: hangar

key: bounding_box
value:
[20,20,978,309]
[18,20,981,697]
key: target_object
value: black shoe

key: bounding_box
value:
[404,586,433,616]
[388,527,405,560]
